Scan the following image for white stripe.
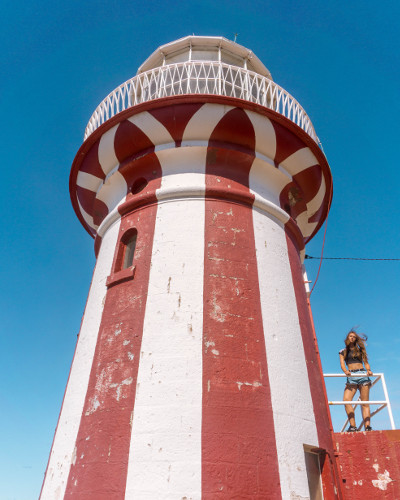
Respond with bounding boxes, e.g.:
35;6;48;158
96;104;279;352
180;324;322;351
97;206;122;239
251;206;319;500
98;124;119;176
155;146;207;194
181;102;233;142
250;157;290;208
279;147;318;176
155;142;177;152
125;173;204;498
96;171;128;213
76;171;102;192
40;220;121;500
295;211;318;239
244;109;276;160
128;112;174;145
180;140;209;148
307;175;326;219
77;199;98;231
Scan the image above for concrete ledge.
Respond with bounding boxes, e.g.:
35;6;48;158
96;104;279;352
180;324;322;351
106;266;136;288
334;429;400;499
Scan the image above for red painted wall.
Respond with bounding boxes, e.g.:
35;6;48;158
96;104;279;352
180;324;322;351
64;161;162;498
335;430;400;499
201;109;281;499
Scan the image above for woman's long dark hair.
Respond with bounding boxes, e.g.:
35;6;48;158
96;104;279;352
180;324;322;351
344;329;368;362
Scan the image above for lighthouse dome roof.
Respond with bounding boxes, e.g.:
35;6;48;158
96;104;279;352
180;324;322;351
137;35;272;80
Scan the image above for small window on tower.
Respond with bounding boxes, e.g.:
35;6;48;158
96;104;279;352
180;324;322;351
106;228;137;288
123;232;137;269
119;229;137;270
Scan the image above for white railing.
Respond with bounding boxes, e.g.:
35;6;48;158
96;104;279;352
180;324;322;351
324;373;395;431
84;61;319;143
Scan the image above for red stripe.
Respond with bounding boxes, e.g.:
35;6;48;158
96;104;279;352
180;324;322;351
334;430;400;499
279;165;324;234
284;218;305;254
64;160;162;499
271;120;305;168
149;103;203;146
118;153;161;209
279;165;323;222
308;192;328;225
208;107;257;154
39;295;90;499
202;110;282;499
285;231;343;500
92;198;110;227
94;235;102;258
279;181;308;221
76;185;96;216
80;138;106;180
76;185;109;229
114;119;155;165
292;165;322;205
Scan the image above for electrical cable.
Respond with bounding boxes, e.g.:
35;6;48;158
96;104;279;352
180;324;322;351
309;179;332;295
306;255;400;261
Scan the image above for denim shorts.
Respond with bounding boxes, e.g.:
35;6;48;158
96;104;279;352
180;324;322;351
346;369;371;388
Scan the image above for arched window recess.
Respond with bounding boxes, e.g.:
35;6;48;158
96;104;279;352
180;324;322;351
122;230;137;269
106;228;137;288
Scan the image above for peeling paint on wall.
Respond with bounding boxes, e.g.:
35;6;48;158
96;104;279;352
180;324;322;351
372;470;393;491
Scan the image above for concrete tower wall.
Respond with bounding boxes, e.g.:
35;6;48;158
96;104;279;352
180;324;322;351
41;96;338;499
40;220;122;499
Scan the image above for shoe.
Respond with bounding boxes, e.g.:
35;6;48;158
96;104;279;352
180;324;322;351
347;426;357;432
365;426;373;431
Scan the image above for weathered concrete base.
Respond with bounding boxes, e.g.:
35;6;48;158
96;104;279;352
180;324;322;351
334;430;400;499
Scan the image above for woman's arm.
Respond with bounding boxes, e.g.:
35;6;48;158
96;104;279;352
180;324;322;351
364;360;372;376
340;353;351;376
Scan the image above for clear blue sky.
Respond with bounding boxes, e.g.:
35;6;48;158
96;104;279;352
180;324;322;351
1;1;399;498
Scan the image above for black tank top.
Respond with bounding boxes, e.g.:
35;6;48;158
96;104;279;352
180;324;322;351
339;348;362;366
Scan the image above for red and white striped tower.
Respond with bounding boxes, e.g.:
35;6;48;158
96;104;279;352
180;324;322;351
41;36;341;499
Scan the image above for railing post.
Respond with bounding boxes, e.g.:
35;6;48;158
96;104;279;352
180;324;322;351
218;62;221;96
83;62;318;145
324;373;395;431
381;373;396;430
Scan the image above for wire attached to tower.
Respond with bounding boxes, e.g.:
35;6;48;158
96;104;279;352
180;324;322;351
306;182;399;294
309;179;333;295
306;255;400;261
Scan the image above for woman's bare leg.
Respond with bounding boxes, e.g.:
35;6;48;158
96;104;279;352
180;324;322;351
343;386;357;427
360;384;371;428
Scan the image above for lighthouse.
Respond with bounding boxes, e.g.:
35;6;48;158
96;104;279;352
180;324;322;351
41;36;341;499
